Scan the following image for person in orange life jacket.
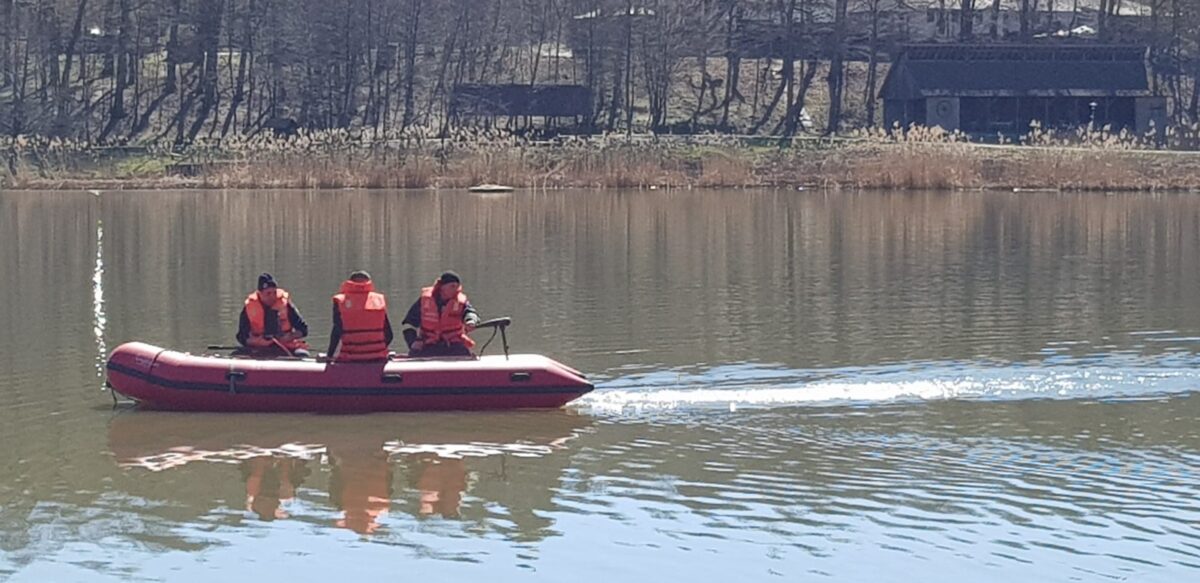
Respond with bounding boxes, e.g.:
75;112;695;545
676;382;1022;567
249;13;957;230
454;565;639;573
242;456;310;521
410;454;468;518
402;271;480;357
328;447;393;534
235;273;311;357
327;270;394;362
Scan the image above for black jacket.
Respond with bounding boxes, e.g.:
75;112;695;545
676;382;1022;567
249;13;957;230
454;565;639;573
236;302;309;346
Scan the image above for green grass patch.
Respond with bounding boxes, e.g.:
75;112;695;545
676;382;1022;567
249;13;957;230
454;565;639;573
112;155;171;178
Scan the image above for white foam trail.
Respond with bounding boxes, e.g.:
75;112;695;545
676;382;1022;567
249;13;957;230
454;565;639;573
579;364;1200;413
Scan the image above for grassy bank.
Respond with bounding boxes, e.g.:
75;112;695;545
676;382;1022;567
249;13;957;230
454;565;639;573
5;130;1200;192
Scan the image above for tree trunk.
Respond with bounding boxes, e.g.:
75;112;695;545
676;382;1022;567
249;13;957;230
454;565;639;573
753;0;795;135
222;0;255;138
624;0;634;134
718;2;743;128
5;8;29;139
53;0;89;137
401;0;421;129
165;0;181;95
338;5;359;129
1;0;13;92
430;1;466;130
778;60;817;135
1190;68;1199;122
1020;0;1032;41
864;1;880;127
443;0;474;134
691;0;714;125
1098;0;1108;41
583;1;602;129
99;0;132;142
991;0;1001;39
183;0;224;144
959;0;975;40
824;0;848;135
529;0;548;85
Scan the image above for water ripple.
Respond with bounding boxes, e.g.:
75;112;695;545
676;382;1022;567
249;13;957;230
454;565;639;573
92;219;107;385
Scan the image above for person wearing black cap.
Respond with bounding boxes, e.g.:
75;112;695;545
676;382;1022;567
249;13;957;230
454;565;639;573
327;270;394;362
402;271;480;358
235;273;311;357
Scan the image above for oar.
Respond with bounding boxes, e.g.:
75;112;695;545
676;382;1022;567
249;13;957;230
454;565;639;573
206;337;292;356
269;336;295;357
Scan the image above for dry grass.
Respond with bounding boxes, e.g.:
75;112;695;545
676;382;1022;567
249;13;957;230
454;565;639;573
806;143;1200;191
185;130;760;190
6;125;1200;192
775;124;1200;191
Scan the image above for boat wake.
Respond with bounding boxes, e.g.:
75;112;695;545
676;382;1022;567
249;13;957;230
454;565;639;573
580;358;1200;412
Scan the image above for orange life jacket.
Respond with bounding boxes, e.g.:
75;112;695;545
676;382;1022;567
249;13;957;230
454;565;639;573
245;289;308;350
335;455;392;534
332;280;389;362
418;283;476;348
417;457;467;517
244;457;299;520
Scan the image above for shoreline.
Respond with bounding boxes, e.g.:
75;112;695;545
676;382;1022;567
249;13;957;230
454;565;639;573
6;139;1200;192
6;181;1196;194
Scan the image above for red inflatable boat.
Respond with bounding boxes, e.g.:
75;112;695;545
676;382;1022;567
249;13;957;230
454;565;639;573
105;340;594;413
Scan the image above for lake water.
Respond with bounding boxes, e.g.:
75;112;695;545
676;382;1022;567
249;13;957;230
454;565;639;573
1;189;1198;582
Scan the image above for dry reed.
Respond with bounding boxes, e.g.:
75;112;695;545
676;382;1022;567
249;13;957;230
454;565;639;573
5;125;1200;191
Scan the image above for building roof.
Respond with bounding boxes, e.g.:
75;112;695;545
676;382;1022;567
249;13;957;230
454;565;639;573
880;44;1154;99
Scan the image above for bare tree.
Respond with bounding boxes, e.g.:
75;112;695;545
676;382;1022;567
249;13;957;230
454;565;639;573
717;0;745;128
642;0;690;129
52;0;89;137
862;0;884;127
623;0;635;133
401;0;422;128
959;0;975;40
0;0;1194;145
1020;0;1032;41
750;0;797;134
824;0;848;135
221;0;255;138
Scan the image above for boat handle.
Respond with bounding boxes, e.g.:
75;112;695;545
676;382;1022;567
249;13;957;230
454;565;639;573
381;373;403;383
510;372;532;382
226;370;245;393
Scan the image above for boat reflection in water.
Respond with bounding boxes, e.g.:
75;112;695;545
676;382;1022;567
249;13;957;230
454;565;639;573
107;410;591;535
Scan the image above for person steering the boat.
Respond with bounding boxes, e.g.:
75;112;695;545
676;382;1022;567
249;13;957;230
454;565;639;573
402;271;480;358
327;270;394;362
235;273;311;358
